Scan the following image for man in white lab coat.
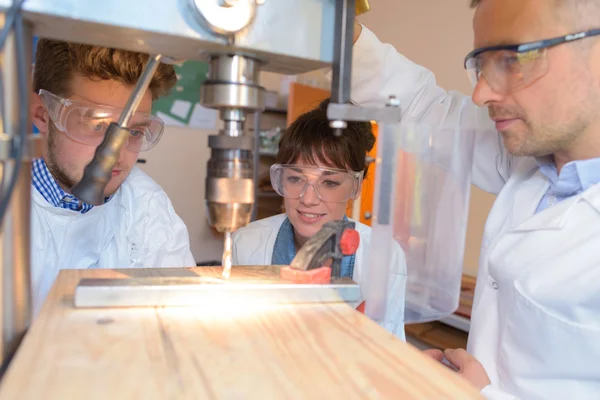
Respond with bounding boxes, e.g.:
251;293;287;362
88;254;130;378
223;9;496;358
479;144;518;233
348;0;600;399
29;39;195;315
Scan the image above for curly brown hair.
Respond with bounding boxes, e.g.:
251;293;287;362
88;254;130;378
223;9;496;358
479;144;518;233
276;98;376;177
33;39;177;100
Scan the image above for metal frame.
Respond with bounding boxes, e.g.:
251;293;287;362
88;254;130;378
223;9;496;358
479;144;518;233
0;0;338;75
0;13;34;370
0;0;404;374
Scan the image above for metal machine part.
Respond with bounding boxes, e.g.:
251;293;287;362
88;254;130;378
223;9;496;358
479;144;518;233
222;231;233;278
72;54;164;205
326;0;371;136
200;51;266;270
73;276;361;308
0;5;33;371
327;98;403;122
329;0;356;136
202;56;262;230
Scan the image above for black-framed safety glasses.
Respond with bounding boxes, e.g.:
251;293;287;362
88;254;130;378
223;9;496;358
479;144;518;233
464;28;600;94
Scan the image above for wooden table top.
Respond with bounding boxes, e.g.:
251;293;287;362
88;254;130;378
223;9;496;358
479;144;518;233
0;266;481;399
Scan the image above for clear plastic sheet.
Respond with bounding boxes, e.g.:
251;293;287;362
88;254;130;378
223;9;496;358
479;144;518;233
363;122;479;324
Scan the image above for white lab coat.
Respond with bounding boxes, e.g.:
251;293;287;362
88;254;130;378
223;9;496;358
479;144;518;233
31;166;195;316
232;213;408;340
351;25;600;400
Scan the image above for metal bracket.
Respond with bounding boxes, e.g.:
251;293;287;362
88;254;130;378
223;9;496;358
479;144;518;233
0;134;44;162
326;102;403;124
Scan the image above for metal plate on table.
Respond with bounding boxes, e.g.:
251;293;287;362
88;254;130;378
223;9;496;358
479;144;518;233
74;276;361;308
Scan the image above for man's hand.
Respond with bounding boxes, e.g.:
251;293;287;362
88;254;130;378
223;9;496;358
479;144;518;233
424;348;491;391
353;20;362;43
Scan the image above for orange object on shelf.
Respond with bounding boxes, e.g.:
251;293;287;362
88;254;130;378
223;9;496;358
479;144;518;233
286;82;330;127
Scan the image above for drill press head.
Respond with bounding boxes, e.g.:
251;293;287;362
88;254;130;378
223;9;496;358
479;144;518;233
201;53;265;234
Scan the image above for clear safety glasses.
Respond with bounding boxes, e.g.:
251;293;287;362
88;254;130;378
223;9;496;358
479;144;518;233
270;164;363;203
464;28;600;95
38;89;164;152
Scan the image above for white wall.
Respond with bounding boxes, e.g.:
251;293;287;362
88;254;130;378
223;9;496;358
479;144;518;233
138;126;218;263
358;0;496;276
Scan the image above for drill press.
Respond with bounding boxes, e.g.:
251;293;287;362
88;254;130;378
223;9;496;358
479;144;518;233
68;0;371;279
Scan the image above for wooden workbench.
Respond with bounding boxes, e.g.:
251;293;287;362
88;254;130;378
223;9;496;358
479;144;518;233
0;267;482;399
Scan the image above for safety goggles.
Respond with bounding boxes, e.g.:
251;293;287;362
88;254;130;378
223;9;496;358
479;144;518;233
38;89;164;152
464;28;600;95
270;164;363;203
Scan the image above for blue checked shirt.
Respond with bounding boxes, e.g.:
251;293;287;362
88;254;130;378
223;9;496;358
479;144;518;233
32;158;108;213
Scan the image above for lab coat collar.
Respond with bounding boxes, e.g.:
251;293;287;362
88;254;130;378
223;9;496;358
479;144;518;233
32;158;114;213
511;192;580;232
510;169;550;231
511;176;600;233
581;183;600;214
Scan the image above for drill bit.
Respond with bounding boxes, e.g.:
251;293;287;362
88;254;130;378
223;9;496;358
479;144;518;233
222;231;233;279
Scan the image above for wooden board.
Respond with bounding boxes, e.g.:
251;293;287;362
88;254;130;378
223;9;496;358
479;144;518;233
0;267;482;399
405;322;468;351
